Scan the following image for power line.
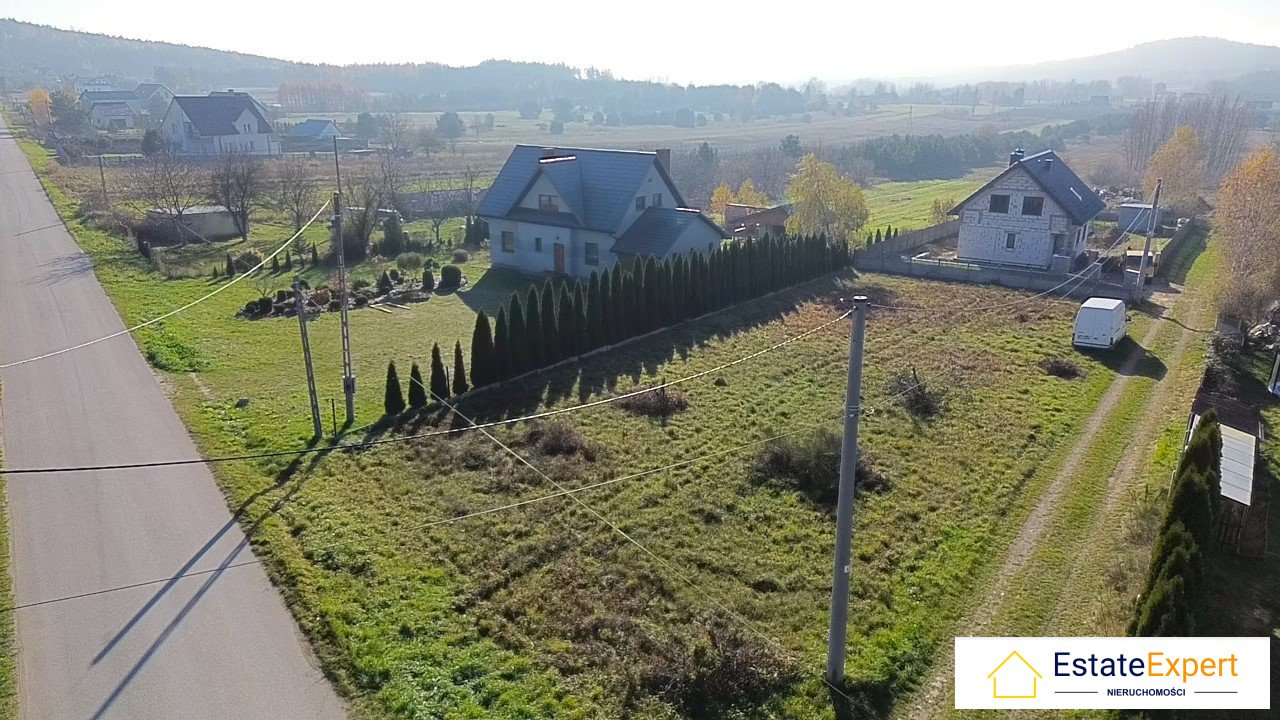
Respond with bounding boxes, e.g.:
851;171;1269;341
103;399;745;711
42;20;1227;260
0;306;853;475
0;418;830;614
0;199;332;369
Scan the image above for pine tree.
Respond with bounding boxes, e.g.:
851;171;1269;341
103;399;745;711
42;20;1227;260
525;285;544;368
422;269;435;292
494;307;511;381
587;272;605;348
407;362;427;408
284;250;293;270
225;252;235;277
311;244;320;266
874;228;882;243
672;256;688;320
377;270;393;295
469;311;497;388
540;280;561;365
383;361;405;416
508;293;529;375
430;343;450;400
211;265;218;280
271;255;280;273
557;286;577;358
452;341;469;395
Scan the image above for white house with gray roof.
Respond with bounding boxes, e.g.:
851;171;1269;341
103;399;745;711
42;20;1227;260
951;149;1105;272
160;92;276;156
478;145;728;279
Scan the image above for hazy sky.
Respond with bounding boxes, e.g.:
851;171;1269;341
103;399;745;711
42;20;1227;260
4;0;1279;84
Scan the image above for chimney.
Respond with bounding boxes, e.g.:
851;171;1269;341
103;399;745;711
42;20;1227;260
1008;148;1025;167
655;148;671;173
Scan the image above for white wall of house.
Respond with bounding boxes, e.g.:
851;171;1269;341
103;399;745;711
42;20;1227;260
669;218;727;256
487;218;617;279
955;168;1081;269
516;174;572;216
89;107;137;130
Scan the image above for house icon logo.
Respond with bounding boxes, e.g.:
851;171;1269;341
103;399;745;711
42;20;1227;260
987;650;1042;699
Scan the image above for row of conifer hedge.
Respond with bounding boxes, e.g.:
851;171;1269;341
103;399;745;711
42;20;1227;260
378;234;850;416
1129;411;1223;637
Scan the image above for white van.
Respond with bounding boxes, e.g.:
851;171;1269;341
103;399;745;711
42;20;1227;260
1073;297;1127;349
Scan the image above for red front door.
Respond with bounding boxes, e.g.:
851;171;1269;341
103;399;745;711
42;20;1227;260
554;243;566;274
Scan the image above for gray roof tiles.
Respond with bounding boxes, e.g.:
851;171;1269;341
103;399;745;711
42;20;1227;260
478;145;687;233
612;207;727;256
955;150;1105;225
172;93;271;137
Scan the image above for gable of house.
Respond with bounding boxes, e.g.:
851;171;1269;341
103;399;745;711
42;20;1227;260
478;145;686;234
290;119;340;138
170;94;272;138
953;150;1103;225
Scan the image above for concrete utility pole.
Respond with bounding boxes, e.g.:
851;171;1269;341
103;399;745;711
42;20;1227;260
1136;178;1162;294
97;155;108;204
293;280;323;439
333;138;355;425
826;295;869;686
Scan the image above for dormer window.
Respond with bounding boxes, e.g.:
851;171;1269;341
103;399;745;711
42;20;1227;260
538;195;559;213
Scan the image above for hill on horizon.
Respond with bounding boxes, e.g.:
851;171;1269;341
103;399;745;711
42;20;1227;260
943;36;1280;87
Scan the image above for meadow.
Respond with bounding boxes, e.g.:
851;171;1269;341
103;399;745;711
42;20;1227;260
16;133;1164;718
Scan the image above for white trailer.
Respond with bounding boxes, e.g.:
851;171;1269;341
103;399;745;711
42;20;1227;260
1073;297;1127;349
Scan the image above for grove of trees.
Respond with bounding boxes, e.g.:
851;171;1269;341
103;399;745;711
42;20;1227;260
1216;147;1280;323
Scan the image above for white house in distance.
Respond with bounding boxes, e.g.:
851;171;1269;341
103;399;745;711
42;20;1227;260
951;149;1105;272
478;145;728;278
288;119;341;142
160;92;276;156
89;101;139;131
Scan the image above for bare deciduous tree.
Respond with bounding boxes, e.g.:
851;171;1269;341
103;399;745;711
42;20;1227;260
1125;95;1251;183
210;150;265;241
275;154;320;233
339;160;385;260
126;149;205;243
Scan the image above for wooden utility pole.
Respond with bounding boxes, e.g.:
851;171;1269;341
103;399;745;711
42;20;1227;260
333;138;355;425
293;280;323;439
826;295;868;686
1136;178;1162;294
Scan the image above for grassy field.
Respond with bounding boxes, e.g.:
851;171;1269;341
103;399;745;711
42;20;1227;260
293;104;1095;176
17;131;1168;719
863;171;994;233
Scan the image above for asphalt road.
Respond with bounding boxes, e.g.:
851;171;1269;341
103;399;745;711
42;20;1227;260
0;119;346;718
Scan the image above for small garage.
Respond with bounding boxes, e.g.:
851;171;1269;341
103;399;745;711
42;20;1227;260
144;205;240;243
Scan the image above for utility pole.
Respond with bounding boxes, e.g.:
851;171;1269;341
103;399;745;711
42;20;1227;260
1136;178;1162;294
293;280;323;439
333;137;355;425
826;295;868;687
97;155;108;204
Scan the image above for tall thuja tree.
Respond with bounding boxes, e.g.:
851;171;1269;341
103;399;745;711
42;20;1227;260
641;257;659;333
557;287;577;358
686;253;702;317
383;361;405;416
407;362;427;408
452;341;468;395
625;263;643;337
672;255;688;321
540;280;561;365
493;306;511;381
609;265;626;341
572;285;590;354
430;343;450;400
507;292;529;375
469;311;497;388
586;271;605;349
524;285;544;369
